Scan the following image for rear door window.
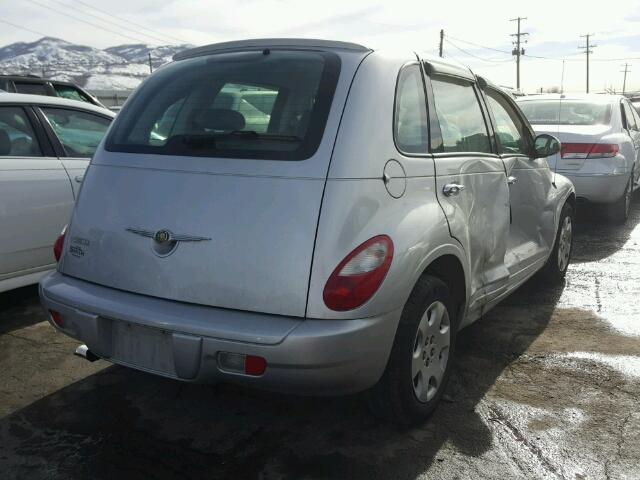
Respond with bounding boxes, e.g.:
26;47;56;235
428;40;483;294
15;82;48;96
394;64;428;154
0;106;43;157
430;77;492;154
107;50;341;160
41;107;112;157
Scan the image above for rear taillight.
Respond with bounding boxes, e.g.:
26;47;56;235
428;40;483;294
561;143;619;159
323;235;394;311
53;225;67;262
49;310;64;328
587;143;619;158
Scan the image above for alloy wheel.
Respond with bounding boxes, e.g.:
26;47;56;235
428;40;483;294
411;301;451;403
557;215;572;272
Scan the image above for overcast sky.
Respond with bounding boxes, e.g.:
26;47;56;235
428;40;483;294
2;0;640;93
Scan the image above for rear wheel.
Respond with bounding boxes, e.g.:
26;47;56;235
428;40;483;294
366;275;458;425
540;202;574;282
609;173;633;224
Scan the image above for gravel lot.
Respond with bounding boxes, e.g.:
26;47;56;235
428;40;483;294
1;196;639;480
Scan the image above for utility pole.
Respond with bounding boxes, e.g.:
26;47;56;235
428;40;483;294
578;34;596;93
510;17;528;91
148;52;153;74
439;29;444;58
621;63;631;94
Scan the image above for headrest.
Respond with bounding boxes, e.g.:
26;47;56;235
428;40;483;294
195;109;245;132
0;130;11;156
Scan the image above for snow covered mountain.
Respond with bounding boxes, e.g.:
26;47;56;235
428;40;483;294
0;37;192;90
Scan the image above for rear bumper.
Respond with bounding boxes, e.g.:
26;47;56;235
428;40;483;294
39;272;400;395
559;168;630;204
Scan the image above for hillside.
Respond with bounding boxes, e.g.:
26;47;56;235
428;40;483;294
0;37;192;90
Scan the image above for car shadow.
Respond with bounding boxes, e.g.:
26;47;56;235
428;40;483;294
571;191;640;264
0;278;566;480
0;285;44;335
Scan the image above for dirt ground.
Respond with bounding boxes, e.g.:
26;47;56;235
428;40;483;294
1;197;639;480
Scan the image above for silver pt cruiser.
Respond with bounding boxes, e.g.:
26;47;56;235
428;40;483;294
40;39;575;424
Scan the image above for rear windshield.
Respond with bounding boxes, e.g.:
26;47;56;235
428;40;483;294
519;100;612;126
106;50;340;160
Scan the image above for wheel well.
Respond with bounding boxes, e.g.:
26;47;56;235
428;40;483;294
423;255;466;317
566;192;576;209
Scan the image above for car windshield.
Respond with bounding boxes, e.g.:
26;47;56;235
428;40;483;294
106;49;340;160
519;100;612;126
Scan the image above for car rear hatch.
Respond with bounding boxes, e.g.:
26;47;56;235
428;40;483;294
533;124;614;171
519;98;614;171
60;44;369;318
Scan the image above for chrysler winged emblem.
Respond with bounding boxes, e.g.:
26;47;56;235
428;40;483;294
126;227;211;243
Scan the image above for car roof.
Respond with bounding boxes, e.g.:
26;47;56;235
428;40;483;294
0;92;115;117
174;38;483;83
0;75;78;87
518;93;624;103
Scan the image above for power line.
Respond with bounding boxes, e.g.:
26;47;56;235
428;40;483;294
444;38;513;63
0;18;51;38
24;0;160;44
49;0;173;45
445;34;512;55
74;0;189;44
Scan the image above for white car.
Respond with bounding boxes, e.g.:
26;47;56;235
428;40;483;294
0;93;114;293
518;94;640;222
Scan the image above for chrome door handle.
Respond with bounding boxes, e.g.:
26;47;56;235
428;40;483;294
75;175;83;183
507;176;518;185
442;183;465;197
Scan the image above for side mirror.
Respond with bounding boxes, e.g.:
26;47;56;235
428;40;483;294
533;133;560;158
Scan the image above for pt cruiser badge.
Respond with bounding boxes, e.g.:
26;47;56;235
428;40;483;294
126;227;211;257
126;227;211;243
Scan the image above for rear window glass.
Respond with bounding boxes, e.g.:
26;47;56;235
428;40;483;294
519;100;612;126
15;82;48;95
106;50;341;160
53;84;92;104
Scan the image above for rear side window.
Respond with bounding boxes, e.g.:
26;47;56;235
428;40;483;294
107;50;341;160
53;84;92;104
41;108;111;157
0;106;42;157
15;82;48;96
430;77;491;154
394;65;428;154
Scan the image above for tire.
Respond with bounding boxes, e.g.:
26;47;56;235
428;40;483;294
608;173;633;224
539;202;574;282
366;275;458;425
